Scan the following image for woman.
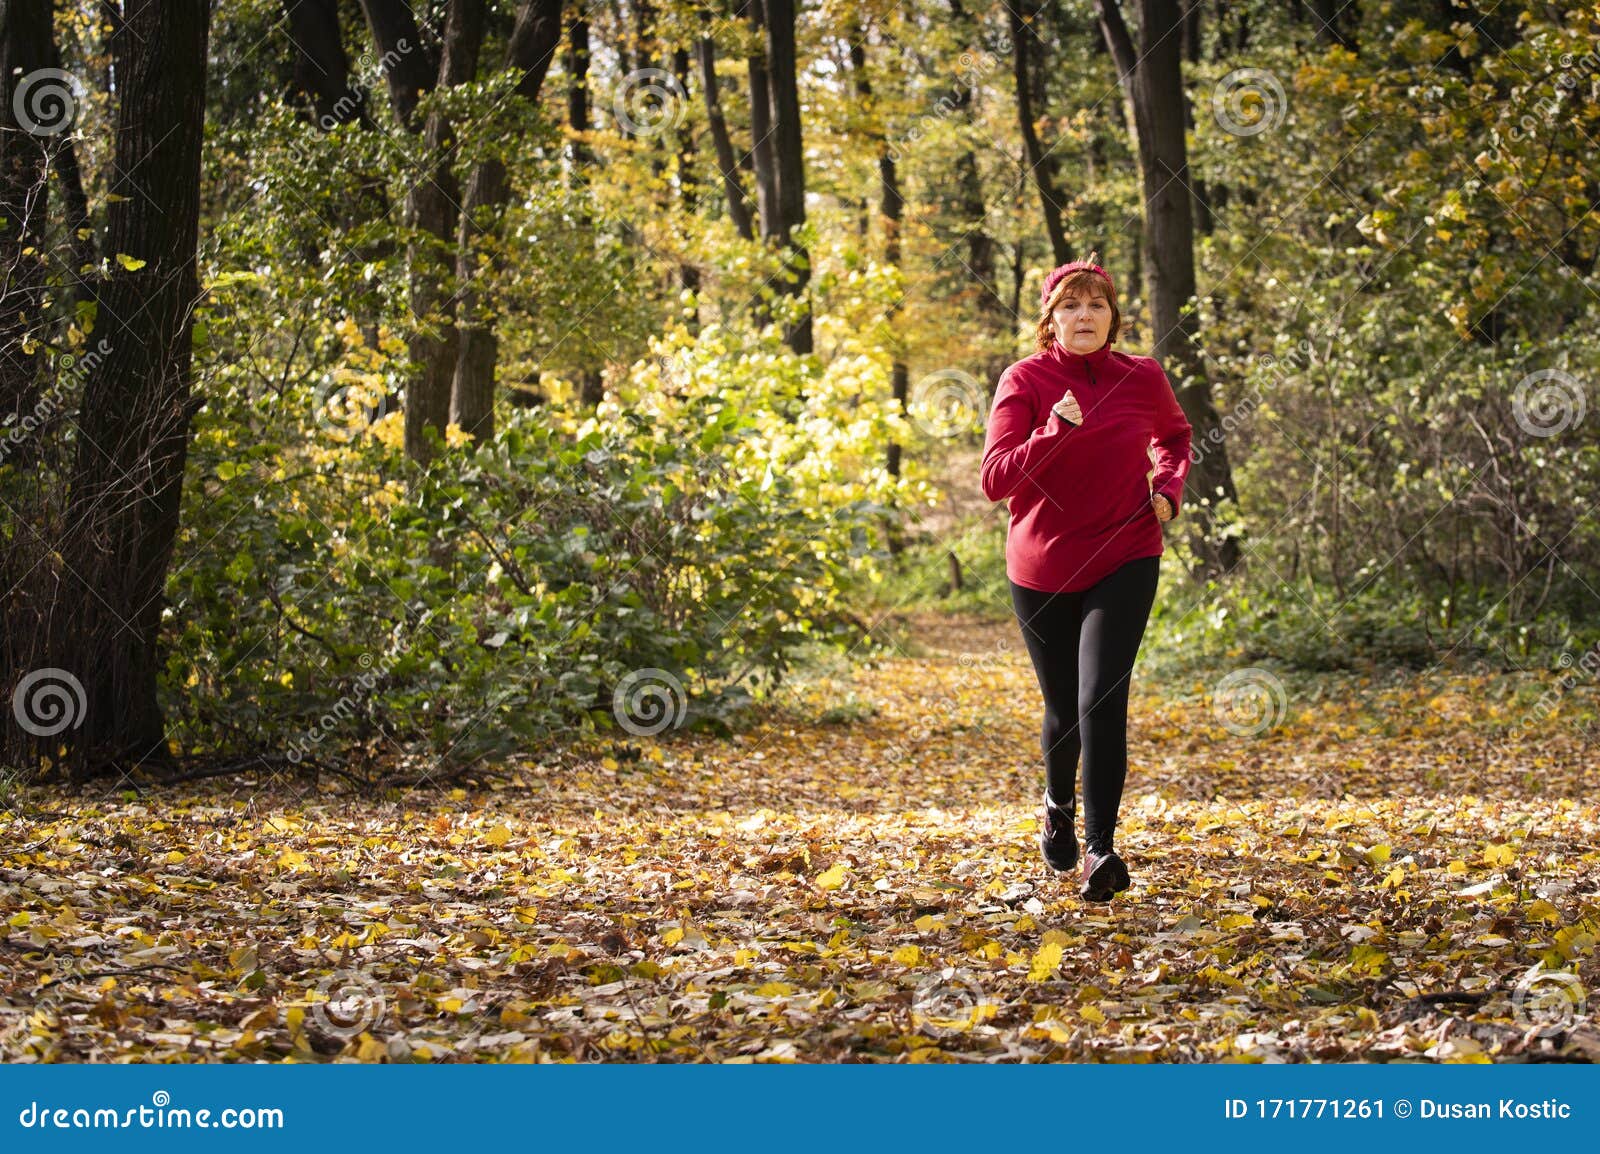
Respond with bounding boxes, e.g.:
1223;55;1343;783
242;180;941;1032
979;253;1192;901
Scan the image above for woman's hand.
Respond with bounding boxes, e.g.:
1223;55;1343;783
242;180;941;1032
1052;389;1082;426
1152;492;1174;522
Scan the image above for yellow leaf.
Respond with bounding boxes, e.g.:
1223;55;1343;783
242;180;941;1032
1483;843;1515;867
1027;942;1064;982
1219;914;1255;931
913;914;944;932
1037;1018;1075;1043
1526;899;1561;925
484;824;512;847
276;849;307;869
661;926;685;946
1446;860;1467;874
1363;844;1392;867
1079;1004;1106;1025
815;863;848;891
115;253;147;271
892;944;922;965
1380;867;1406;890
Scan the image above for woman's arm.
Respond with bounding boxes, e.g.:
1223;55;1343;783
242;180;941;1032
1149;362;1193;518
980;370;1074;502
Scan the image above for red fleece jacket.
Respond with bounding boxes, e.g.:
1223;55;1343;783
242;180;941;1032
980;339;1193;593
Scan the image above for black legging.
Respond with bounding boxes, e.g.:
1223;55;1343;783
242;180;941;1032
1009;554;1160;855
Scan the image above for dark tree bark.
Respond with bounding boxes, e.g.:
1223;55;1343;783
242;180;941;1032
1301;0;1353;50
846;19;908;483
0;0;54;448
394;0;485;464
566;13;605;407
744;0;780;246
283;0;374;128
696;7;754;241
762;0;811;353
1008;1;1070;264
357;0;439;131
48;0;212;778
945;0;1009;358
450;0;565;444
672;44;703;319
1098;0;1240;579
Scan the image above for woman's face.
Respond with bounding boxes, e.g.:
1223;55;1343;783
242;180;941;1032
1049;287;1112;354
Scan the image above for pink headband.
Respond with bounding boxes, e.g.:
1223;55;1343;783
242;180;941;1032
1041;254;1115;309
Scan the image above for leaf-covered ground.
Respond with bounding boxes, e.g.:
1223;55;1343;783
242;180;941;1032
3;613;1597;1063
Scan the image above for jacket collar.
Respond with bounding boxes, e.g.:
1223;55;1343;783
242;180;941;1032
1048;337;1114;369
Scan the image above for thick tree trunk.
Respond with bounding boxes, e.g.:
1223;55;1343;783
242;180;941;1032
283;0;373;127
566;14;605;408
357;0;439;131
48;0;212;778
1098;0;1241;579
400;0;485;464
697;9;755;241
673;45;703;320
946;0;1010;378
762;0;811;354
847;22;908;483
451;0;565;444
0;0;53;450
1008;1;1070;264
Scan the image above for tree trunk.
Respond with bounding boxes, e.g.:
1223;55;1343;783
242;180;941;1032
744;0;781;245
946;0;1011;379
283;0;374;127
358;0;439;131
1098;0;1241;579
400;0;485;464
673;44;703;323
762;0;811;354
450;0;565;444
697;8;755;241
1008;1;1070;264
566;13;606;408
47;0;212;779
0;0;53;450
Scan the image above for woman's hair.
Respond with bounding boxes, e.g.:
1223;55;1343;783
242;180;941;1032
1035;268;1121;353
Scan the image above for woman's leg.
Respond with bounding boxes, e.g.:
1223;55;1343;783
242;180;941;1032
1009;580;1085;805
1076;555;1160;854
